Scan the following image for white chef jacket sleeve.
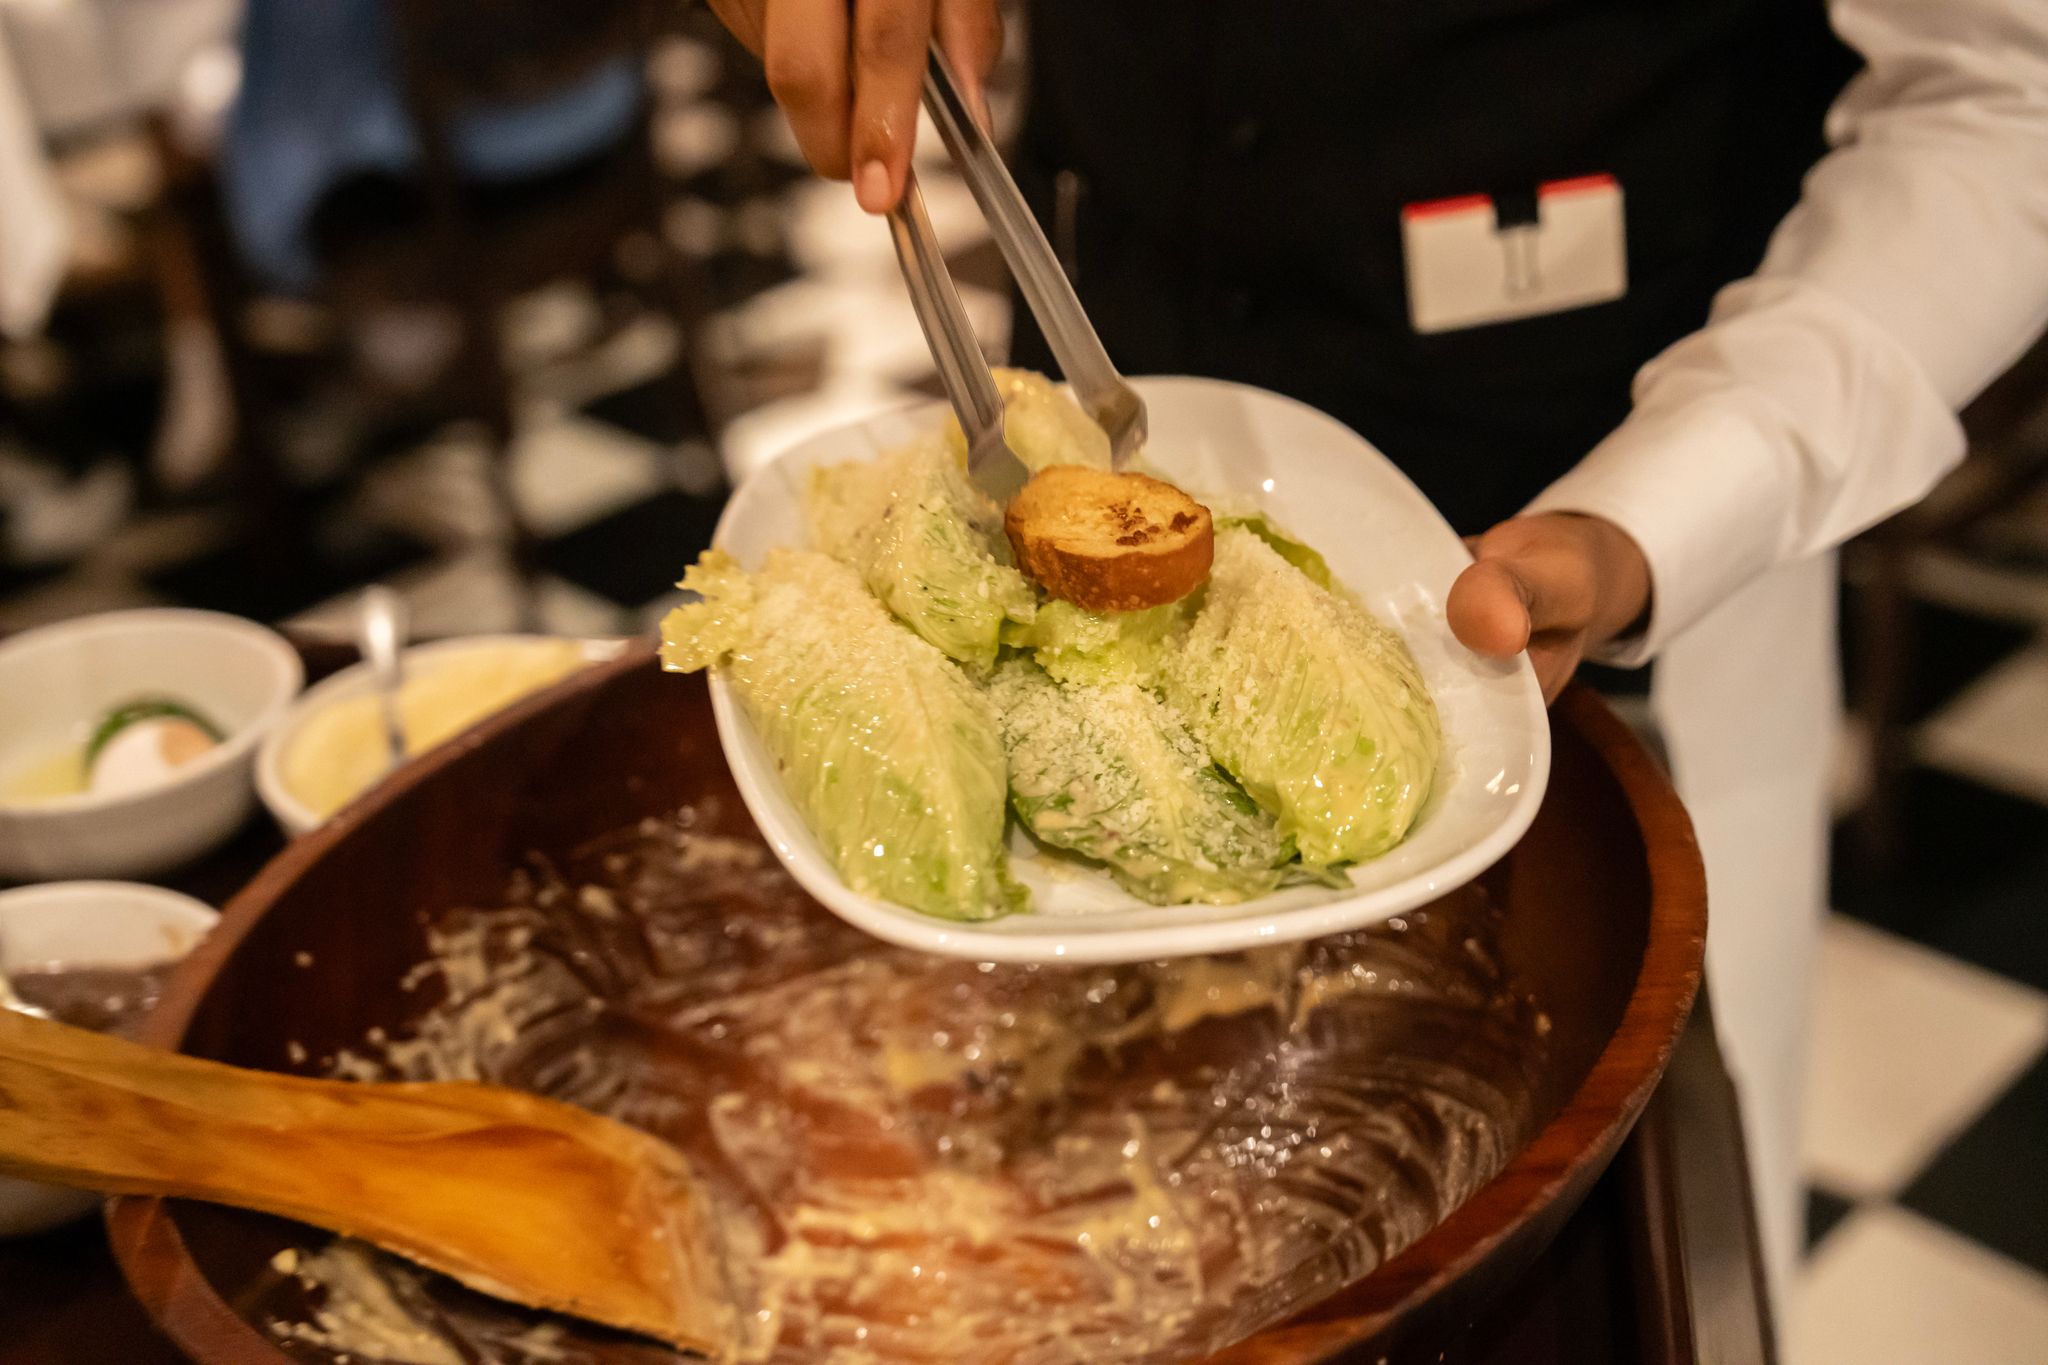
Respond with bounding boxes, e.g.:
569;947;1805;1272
1524;0;2048;666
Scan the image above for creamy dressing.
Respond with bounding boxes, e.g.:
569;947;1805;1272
0;714;218;804
275;1242;469;1365
0;745;88;803
267;801;1545;1363
282;640;590;821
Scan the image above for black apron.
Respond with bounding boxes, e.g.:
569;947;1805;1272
1008;0;1859;537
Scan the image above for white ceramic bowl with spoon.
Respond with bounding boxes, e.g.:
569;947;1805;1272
255;634;627;837
0;880;218;1237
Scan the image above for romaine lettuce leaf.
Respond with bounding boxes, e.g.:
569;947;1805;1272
989;658;1290;905
1213;508;1333;588
661;549;1022;920
944;368;1112;471
807;438;1036;671
998;598;1189;686
1163;528;1440;868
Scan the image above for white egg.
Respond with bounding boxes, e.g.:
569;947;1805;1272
88;718;217;798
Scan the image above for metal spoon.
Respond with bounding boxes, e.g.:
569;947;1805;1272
355;586;410;772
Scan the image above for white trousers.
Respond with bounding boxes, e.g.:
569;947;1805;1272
1652;551;1840;1315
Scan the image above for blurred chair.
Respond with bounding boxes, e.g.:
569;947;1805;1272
156;0;722;610
1849;331;2048;868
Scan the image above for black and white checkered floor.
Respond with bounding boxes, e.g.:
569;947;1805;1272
1795;553;2048;1364
3;25;2045;1365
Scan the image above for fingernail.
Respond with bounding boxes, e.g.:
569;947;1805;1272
855;159;892;213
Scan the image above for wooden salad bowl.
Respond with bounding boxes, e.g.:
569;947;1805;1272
106;643;1706;1363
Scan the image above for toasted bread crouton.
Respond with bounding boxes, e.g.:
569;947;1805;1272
1005;467;1215;612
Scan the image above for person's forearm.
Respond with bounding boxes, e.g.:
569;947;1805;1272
1525;0;2048;663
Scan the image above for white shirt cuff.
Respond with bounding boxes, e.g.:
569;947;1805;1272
1524;393;1792;668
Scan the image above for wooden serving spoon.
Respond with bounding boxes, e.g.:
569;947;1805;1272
0;1009;732;1353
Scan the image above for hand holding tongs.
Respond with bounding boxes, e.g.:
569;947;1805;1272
885;43;1146;501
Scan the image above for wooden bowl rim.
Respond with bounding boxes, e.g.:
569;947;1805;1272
1210;682;1706;1358
106;646;1706;1364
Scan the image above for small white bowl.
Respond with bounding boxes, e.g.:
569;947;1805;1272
256;634;626;837
0;611;304;881
710;376;1551;964
0;881;218;1238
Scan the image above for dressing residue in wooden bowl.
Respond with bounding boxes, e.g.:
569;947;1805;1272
257;798;1549;1364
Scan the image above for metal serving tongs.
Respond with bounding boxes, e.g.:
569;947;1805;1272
920;44;1145;468
885;43;1146;503
886;177;1033;502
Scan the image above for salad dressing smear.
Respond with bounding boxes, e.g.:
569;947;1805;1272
264;801;1547;1363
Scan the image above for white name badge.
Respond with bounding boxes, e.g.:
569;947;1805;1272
1401;175;1628;335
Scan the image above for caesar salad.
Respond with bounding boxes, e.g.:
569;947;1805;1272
660;370;1442;922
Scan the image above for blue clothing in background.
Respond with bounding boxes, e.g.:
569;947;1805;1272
221;0;642;292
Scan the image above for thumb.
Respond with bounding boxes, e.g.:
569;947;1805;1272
1447;516;1610;657
1446;558;1535;657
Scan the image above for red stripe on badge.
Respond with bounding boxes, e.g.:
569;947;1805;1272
1539;173;1619;198
1402;193;1493;222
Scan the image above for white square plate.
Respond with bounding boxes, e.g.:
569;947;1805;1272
706;376;1550;962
